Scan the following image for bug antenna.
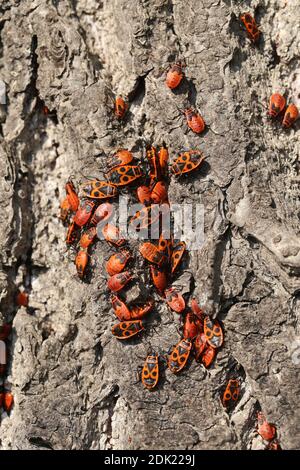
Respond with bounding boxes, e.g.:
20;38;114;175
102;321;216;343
104;84;114;96
173;102;184;114
256;99;269;113
78;170;93;181
151;324;160;336
174;323;183;338
178;57;187;68
143;340;152;356
160;353;168;366
208;126;225;137
68;173;77;183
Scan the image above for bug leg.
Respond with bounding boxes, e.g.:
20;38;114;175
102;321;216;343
133;366;142;385
159;354;168;367
135;352;146;361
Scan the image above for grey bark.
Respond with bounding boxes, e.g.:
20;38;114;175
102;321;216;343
0;0;300;450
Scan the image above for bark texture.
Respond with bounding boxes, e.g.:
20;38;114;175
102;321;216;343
0;0;300;450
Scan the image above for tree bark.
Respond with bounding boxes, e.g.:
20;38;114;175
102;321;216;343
0;0;300;450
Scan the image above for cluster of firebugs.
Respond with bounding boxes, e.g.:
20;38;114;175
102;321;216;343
0;293;27;417
58;12;290;448
240;12;298;128
0;324;14;416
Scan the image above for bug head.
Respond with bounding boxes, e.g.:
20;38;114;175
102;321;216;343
170;57;186;70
